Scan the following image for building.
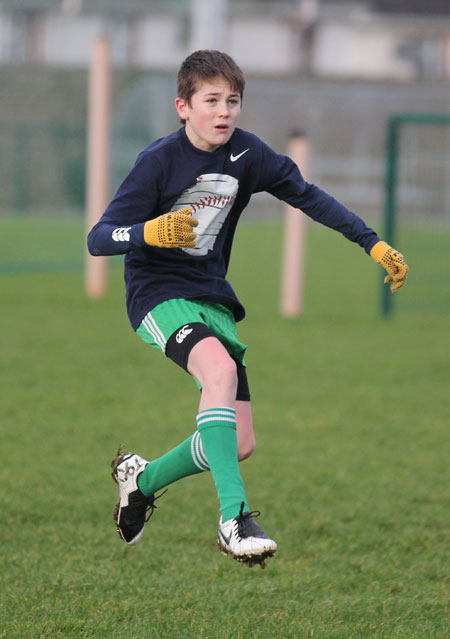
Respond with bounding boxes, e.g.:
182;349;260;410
1;0;450;80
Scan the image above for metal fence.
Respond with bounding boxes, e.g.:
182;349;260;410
1;69;450;222
381;113;450;315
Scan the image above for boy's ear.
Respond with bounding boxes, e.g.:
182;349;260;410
175;97;188;121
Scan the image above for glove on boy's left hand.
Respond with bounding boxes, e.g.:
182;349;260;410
370;241;408;292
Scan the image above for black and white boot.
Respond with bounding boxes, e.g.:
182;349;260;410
111;450;163;545
217;502;277;568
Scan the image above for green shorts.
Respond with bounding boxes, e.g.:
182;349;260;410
136;299;247;365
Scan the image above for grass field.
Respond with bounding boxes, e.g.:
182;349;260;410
1;219;449;638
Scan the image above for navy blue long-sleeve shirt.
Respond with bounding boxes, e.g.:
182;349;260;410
87;127;380;329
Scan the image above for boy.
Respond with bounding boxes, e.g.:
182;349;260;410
87;50;408;569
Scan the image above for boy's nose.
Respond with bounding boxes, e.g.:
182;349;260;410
218;102;230;117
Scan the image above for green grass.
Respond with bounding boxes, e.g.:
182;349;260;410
1;220;449;638
0;216;86;273
390;227;450;314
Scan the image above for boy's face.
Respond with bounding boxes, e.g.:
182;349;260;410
175;77;241;152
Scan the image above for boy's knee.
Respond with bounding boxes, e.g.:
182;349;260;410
203;355;237;390
237;430;256;461
238;439;256;461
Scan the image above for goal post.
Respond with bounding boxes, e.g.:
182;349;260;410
382;112;450;316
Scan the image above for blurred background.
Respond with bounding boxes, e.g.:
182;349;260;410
1;0;449;314
3;7;450;637
1;0;449;215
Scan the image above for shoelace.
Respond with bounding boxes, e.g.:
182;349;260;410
144;488;168;523
235;501;261;540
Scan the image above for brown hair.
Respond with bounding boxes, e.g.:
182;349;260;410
177;50;246;106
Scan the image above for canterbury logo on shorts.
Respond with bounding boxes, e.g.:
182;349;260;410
176;325;193;344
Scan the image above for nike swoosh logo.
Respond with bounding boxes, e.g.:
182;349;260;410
218;528;233;545
230;148;250;162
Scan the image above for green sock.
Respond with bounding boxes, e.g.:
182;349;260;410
196;407;249;522
137;431;209;497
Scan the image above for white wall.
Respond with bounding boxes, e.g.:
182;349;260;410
0;13;12;64
0;4;447;81
43;15;103;67
313;21;420;79
129;15;188;69
230;17;298;72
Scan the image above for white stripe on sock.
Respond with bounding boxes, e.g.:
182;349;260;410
196;433;210;470
196;408;236;428
191;431;209;471
197;408;236;418
197;415;236;427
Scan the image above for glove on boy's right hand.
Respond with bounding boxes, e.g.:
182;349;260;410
143;207;198;248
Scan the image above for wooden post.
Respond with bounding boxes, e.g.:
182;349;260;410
280;133;310;317
85;35;110;299
444;33;450;80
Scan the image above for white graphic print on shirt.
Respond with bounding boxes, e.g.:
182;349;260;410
171;173;238;256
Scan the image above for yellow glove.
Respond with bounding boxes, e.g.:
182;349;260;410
370;241;408;292
143;207;198;248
